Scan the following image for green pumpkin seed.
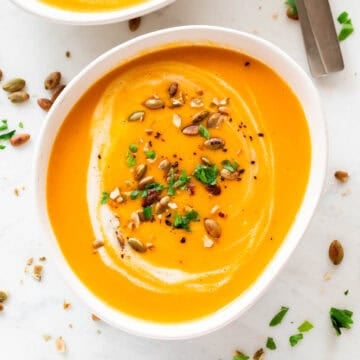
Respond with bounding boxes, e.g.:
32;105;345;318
204;137;225;150
128;238;147;253
192;110;210;124
8;91;29;103
2;78;26;92
143;97;164;110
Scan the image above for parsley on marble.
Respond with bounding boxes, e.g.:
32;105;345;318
289;333;303;347
298;320;313;333
330;307;354;335
269;306;289;327
266;337;276;350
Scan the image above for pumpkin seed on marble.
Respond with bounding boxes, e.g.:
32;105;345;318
8;91;29;103
0;290;8;303
2;78;26;92
329;240;344;265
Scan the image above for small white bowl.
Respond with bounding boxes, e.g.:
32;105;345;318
10;0;175;26
34;26;327;339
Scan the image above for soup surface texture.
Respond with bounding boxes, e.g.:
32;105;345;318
39;0;147;12
47;44;311;323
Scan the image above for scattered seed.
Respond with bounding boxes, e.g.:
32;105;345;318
8;91;29;103
55;336;66;353
128;237;147;253
218;106;230;115
92;314;101;321
142;188;160;207
253;348;265;360
155;195;170;214
207;112;224;128
158;159;171;173
286;6;299;20
169;92;185;107
201;157;213;166
2;78;26;92
0;303;3;312
10;133;30;147
204;137;225;150
33;264;43;281
26;257;34;266
43;335;52;342
128;17;141;32
182;124;199;136
0;69;2;81
0;290;8;303
334;170;349;183
192;110;210;124
211;97;220;106
138;176;154;190
210;205;220;214
204;218;222;238
128;110;145;122
134;164;147;181
65;51;71;58
44;72;61;90
190;97;204;108
219;97;229;106
109;187;121;200
92;239;104;249
329;240;344;265
143;97;164;110
51;84;66;103
168;82;178;97
63;301;71;310
37;98;53;111
220;168;238;180
172;113;182;128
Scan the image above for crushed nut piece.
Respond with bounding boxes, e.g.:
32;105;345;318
32;264;43;281
92;239;104;249
63;301;71;310
0;303;4;312
203;237;215;248
0;290;8;303
14;188;20;196
334;170;349;183
43;335;52;342
26;257;34;266
39;256;47;262
92;314;101;321
324;272;332;281
55;336;66;353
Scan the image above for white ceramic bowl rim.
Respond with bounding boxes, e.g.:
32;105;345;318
34;25;327;340
10;0;175;25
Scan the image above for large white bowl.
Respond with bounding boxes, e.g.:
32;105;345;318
10;0;175;25
34;26;327;340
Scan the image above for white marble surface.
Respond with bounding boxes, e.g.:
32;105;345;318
0;0;359;358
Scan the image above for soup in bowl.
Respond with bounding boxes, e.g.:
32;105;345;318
35;26;326;339
10;0;175;25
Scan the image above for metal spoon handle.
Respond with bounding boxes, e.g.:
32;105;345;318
297;0;344;77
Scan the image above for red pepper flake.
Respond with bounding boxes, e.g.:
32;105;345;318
154;132;161;139
97;154;102;159
218;211;226;218
251;160;256;164
249;135;253;141
244;61;251;67
180;237;186;244
258;133;264;137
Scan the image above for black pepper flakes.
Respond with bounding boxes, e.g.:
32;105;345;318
154;132;161;139
165;220;172;227
251;160;256;164
244;61;251;67
258;133;264;137
180;237;186;244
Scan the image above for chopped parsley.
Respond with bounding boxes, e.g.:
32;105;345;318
344;290;349;296
145;150;156;159
173;170;191;189
167;168;176;195
18;122;24;129
173;210;200;231
330;307;354;335
0;145;5;150
0;120;8;131
289;333;303;347
266;337;276;350
298;320;314;333
126;151;137;167
222;159;239;172
129;143;138;153
130;190;141;199
100;192;110;205
0;130;16;140
193;164;218;185
143;206;152;220
337;11;354;41
199;124;210;140
233;353;249;360
144;182;166;192
285;0;297;16
269;306;289;327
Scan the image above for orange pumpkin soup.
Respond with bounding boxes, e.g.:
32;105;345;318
47;45;311;323
39;0;147;12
